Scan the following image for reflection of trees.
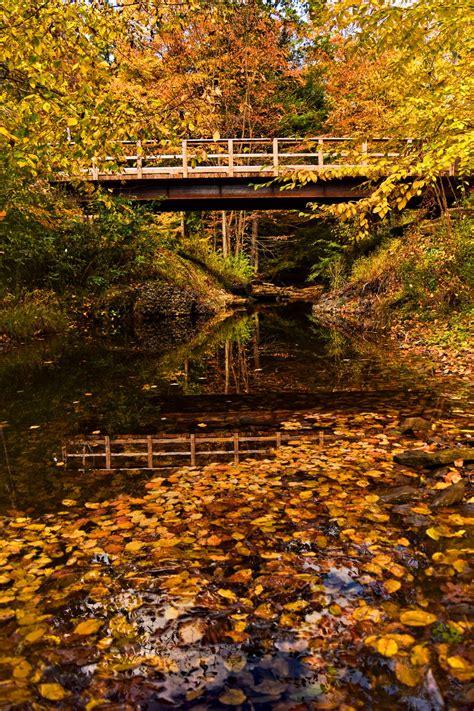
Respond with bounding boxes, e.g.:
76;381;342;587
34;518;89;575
169;311;258;395
221;313;259;393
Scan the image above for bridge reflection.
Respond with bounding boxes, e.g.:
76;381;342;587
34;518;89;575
63;428;323;472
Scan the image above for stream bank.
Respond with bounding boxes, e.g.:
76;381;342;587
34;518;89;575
311;213;473;380
0;249;244;352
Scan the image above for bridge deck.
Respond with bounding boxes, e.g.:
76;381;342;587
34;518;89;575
63;137;458;210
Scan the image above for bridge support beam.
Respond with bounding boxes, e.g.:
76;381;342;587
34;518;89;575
71;176;371;212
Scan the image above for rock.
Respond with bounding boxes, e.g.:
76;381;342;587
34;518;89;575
394;448;474;469
392;506;431;528
400;417;431;435
430;466;450;478
431;480;465;508
424;668;445;711
379;485;420;503
134;282;214;321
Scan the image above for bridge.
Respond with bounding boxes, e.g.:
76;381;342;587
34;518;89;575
69;137;425;211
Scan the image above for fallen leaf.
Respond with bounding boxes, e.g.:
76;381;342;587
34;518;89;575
73;619;103;636
377;637;398;657
395;662;421;687
385;579;402;593
218;689;247;705
39;683;67;701
400;610;437;627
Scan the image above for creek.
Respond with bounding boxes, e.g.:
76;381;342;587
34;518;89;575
0;304;472;709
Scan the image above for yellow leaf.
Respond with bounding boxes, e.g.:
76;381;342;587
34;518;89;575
400;610;437;627
395;662;420;687
377;638;398;657
61;499;77;507
218;689;247;705
13;659;32;679
352;606;381;623
217;588;238;603
73;618;103;636
39;683;67;701
411;645;430;666
447;656;468;669
24;626;47;643
283;600;309;612
125;540;145;552
385;633;416;648
385;580;401;593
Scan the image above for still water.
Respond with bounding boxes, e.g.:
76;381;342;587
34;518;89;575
0;305;472;709
0;304;459;515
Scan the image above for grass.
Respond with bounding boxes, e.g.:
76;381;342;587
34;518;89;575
179;237;255;289
347;213;473;316
0;291;69;341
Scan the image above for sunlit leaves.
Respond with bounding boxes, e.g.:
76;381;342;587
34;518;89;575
73;619;103;636
39;683;68;701
376;638;398;657
310;0;474;235
399;610;437;627
218;688;247;706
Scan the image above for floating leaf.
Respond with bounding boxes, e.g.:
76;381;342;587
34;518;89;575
411;645;430;666
217;588;238;603
447;656;468;669
73;618;103;636
179;620;205;644
377;638;398;657
385;579;401;593
395;662;421;687
218;689;247;705
400;610;437;627
39;683;67;701
283;600;309;611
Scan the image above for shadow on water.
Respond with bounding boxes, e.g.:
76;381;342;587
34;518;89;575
0;304;454;514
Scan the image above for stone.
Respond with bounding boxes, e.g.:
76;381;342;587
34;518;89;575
393;448;474;469
400;417;431;435
431;480;465;508
379;485;419;503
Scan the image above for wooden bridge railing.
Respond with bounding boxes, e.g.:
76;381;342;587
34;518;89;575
85;137;418;181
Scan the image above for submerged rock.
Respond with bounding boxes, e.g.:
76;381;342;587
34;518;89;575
400;416;431;435
379;485;420;503
431;480;466;508
394;448;474;469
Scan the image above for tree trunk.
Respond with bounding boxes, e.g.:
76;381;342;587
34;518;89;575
251;214;259;271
